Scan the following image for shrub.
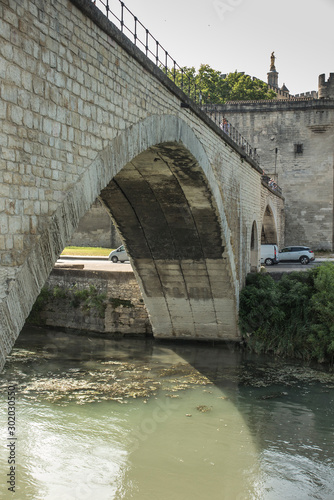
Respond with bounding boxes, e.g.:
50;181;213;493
239;273;282;336
308;264;334;364
239;264;334;366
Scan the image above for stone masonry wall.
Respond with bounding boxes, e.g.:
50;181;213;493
69;198;122;249
32;268;152;335
221;100;334;250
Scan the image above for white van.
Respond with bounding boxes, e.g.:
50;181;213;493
108;245;128;263
260;244;279;266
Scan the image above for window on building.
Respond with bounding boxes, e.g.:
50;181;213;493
294;144;303;154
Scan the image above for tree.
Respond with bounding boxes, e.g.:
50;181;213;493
226;72;277;101
196;64;230;103
166;64;277;104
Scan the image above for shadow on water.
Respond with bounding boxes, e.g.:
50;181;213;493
2;326;263;499
169;339;334;449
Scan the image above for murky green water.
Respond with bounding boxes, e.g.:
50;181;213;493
1;326;334;500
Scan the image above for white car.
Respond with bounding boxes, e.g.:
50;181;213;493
279;246;315;265
261;244;279;266
108;245;128;263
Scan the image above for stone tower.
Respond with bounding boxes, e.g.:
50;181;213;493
319;73;334;99
267;51;279;88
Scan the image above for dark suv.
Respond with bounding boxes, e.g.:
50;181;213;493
279;246;315;265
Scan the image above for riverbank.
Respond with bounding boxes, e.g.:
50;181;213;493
239;263;334;368
29;258;334;367
28;266;152;336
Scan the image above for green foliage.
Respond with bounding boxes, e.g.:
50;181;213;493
239;273;282;335
196;64;230;103
53;286;69;300
224;72;276;101
309;264;334;363
168;64;277;104
109;297;133;309
240;264;334;367
29;284;108;321
61;246;111;256
71;288;90;308
72;285;107;317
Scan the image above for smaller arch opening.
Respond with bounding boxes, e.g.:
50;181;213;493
250;221;258;272
261;205;278;245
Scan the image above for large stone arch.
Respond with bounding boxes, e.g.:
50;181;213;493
261;199;279;245
0;115;240;368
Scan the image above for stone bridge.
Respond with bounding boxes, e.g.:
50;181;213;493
0;0;284;369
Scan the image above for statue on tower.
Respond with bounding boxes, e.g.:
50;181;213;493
268;51;278;88
270;51;276;71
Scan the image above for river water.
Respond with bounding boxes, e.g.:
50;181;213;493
1;326;334;500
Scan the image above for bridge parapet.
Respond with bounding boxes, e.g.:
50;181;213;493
77;0;259;165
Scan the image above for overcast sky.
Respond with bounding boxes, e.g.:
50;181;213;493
99;0;334;95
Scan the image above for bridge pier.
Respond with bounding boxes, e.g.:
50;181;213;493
100;143;239;340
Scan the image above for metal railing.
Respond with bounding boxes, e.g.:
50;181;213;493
261;175;282;195
93;0;204;104
201;107;260;162
91;0;263;166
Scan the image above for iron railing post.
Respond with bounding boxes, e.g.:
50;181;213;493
165;52;168;75
120;1;124;32
145;29;149;57
156;40;159;65
134;17;137;45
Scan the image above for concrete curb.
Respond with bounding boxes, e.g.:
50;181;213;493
59;255;109;260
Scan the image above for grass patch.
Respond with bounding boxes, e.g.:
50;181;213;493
61;246;112;256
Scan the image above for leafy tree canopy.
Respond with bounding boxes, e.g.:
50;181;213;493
168;64;277;104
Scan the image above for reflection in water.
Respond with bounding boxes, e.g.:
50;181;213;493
0;326;334;499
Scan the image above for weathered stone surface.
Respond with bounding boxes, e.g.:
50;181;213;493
214;100;334;250
0;0;284;369
33;268;151;336
69;199;121;249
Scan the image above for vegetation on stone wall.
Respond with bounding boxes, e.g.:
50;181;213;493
27;284;136;326
109;298;133;309
239;264;334;367
70;285;107;317
27;285;108;322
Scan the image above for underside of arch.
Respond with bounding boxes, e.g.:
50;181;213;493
100;142;238;339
